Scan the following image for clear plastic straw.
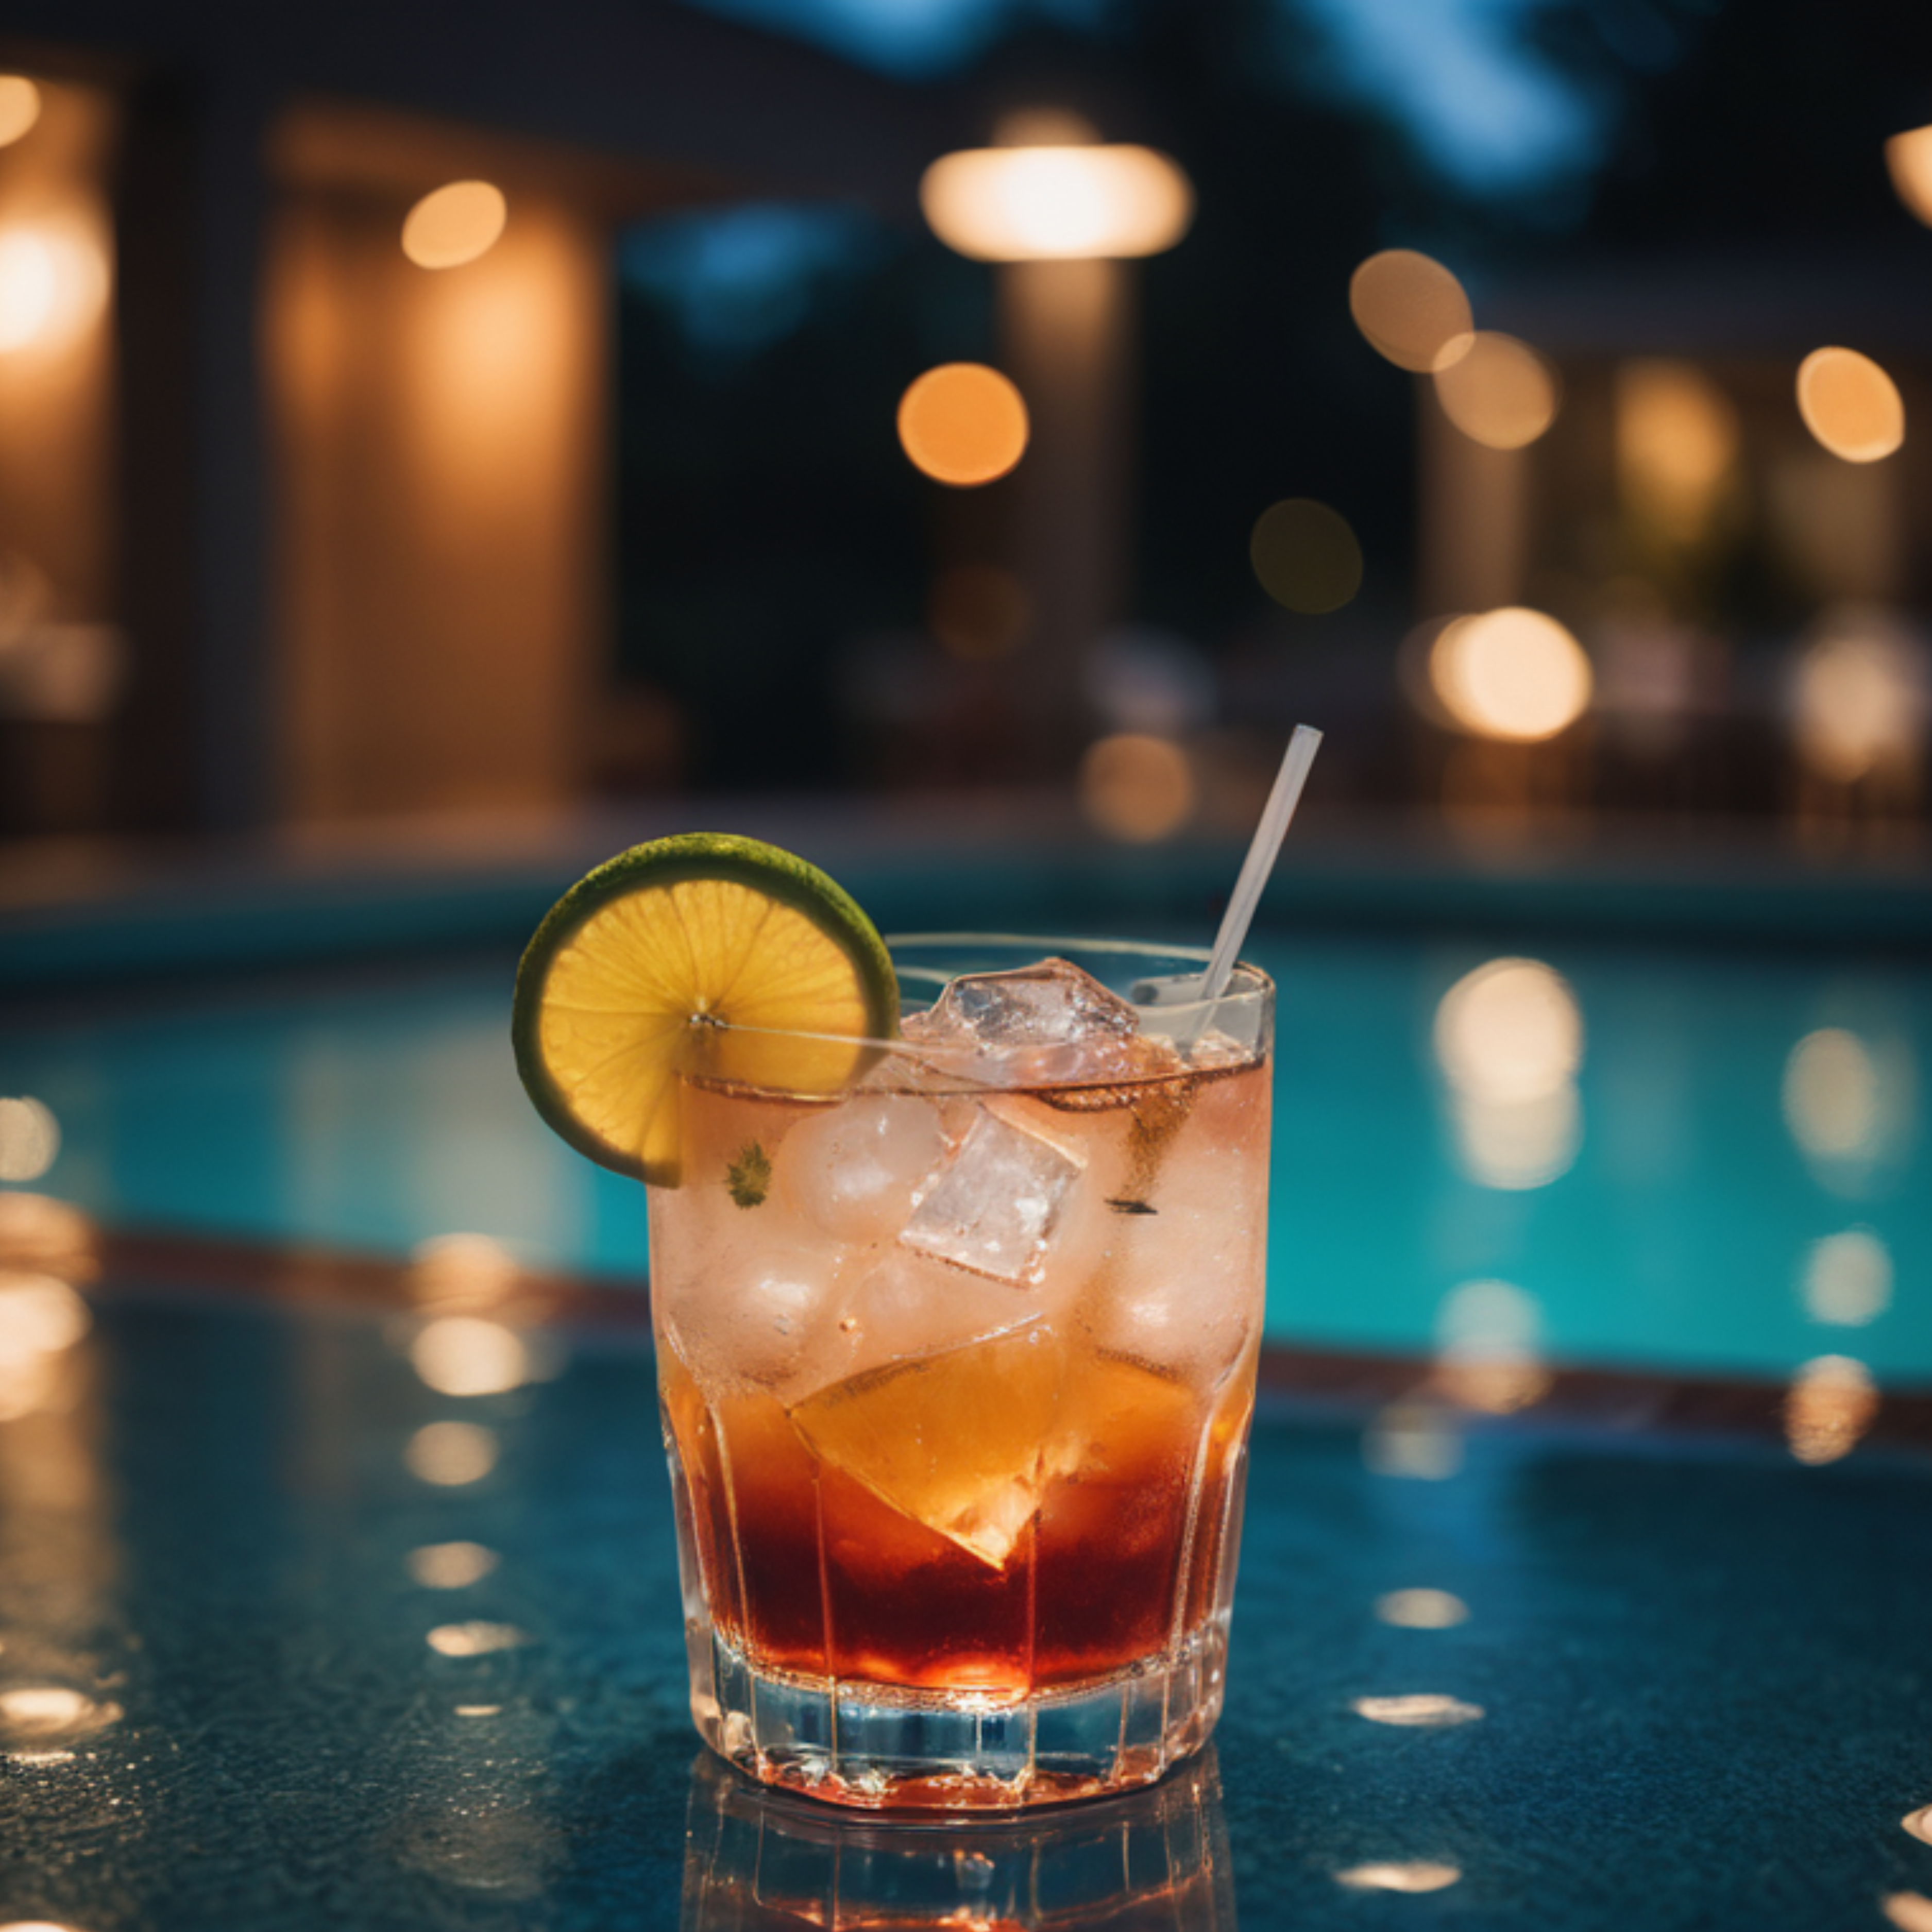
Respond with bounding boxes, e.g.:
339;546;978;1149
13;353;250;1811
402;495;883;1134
1196;723;1323;1005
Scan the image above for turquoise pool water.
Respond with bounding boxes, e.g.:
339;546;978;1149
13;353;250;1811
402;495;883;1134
3;927;1927;1383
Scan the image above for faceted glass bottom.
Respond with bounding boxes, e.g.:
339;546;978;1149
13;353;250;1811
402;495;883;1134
685;1617;1233;1811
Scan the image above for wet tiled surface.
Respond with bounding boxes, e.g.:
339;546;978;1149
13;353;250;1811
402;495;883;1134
5;1277;1931;1931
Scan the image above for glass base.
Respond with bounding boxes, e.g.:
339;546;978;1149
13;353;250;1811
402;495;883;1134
686;1618;1231;1811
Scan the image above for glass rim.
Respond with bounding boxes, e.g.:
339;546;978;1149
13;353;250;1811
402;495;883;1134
698;933;1272;1063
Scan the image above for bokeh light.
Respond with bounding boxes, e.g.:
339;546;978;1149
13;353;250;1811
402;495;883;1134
1351;1694;1483;1727
1348;249;1473;374
405;1420;499;1485
1430;607;1592;741
1884;125;1932;227
1616;359;1738;539
1433;331;1560;449
1434;1277;1551;1412
929;562;1031;659
920;142;1193;261
409;1232;521;1307
0;76;41;149
1249;498;1363;614
0;1193;97;1281
401;181;508;270
1449;1084;1580;1192
408;1541;502;1589
0;1271;91;1422
1436;959;1584;1104
410;1316;532;1397
1335;1864;1462;1894
0;213;111;354
0;1096;58;1181
0;231;56;351
1078;732;1194;841
1435;959;1584;1192
1790;611;1929;783
1795;347;1904;463
0;1684;121;1756
1799;1229;1892;1327
897;364;1029;487
426;1621;530;1657
1362;1399;1463;1481
1884;1894;1932;1932
1784;1354;1877;1465
1374;1588;1469;1630
1781;1026;1915;1190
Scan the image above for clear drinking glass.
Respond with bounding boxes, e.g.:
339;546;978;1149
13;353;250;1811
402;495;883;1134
648;937;1273;1810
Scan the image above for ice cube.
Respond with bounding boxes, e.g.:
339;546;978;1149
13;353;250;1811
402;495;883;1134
902;1105;1082;1284
660;1233;842;1392
914;958;1140;1049
904;957;1157;1084
788;1324;1064;1568
828;1248;1040;1380
775;1093;949;1246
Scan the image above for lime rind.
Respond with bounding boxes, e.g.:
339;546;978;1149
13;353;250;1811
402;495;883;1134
512;833;900;1184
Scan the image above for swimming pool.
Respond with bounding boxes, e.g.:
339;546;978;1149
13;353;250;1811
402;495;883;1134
6;918;1925;1386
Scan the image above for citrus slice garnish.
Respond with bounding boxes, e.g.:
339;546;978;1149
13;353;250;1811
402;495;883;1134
512;834;898;1184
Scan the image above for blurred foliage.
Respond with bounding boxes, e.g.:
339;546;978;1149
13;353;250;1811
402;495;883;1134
1521;0;1932;242
616;0;1468;788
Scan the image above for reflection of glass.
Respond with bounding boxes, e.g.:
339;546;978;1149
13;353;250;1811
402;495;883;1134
651;939;1272;1809
680;1746;1236;1929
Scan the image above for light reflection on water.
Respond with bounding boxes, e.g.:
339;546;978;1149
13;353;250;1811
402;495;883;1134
1433;956;1585;1191
1374;1588;1470;1629
1334;1861;1462;1893
1783;1355;1879;1465
2;932;1929;1380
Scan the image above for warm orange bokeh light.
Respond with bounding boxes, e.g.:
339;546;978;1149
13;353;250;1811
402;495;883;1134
401;180;508;269
1884;1892;1932;1932
897;363;1029;486
0;213;110;356
1616;359;1738;539
1433;332;1559;450
1348;249;1473;374
404;1419;499;1485
921;143;1193;261
1249;498;1363;614
1885;125;1932;227
1784;1354;1878;1465
1791;616;1928;782
0;76;40;149
1429;608;1592;741
1078;732;1194;840
1795;347;1904;463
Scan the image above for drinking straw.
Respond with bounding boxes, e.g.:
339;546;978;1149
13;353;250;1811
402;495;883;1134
1196;723;1323;1006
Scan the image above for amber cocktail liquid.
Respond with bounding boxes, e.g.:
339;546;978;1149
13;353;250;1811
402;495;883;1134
649;939;1272;1809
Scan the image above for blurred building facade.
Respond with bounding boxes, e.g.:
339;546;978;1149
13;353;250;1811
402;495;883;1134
0;0;954;840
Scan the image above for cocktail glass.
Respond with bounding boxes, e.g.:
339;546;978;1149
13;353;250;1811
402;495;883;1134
649;936;1272;1810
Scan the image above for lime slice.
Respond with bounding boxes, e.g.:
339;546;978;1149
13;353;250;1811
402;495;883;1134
512;834;898;1184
